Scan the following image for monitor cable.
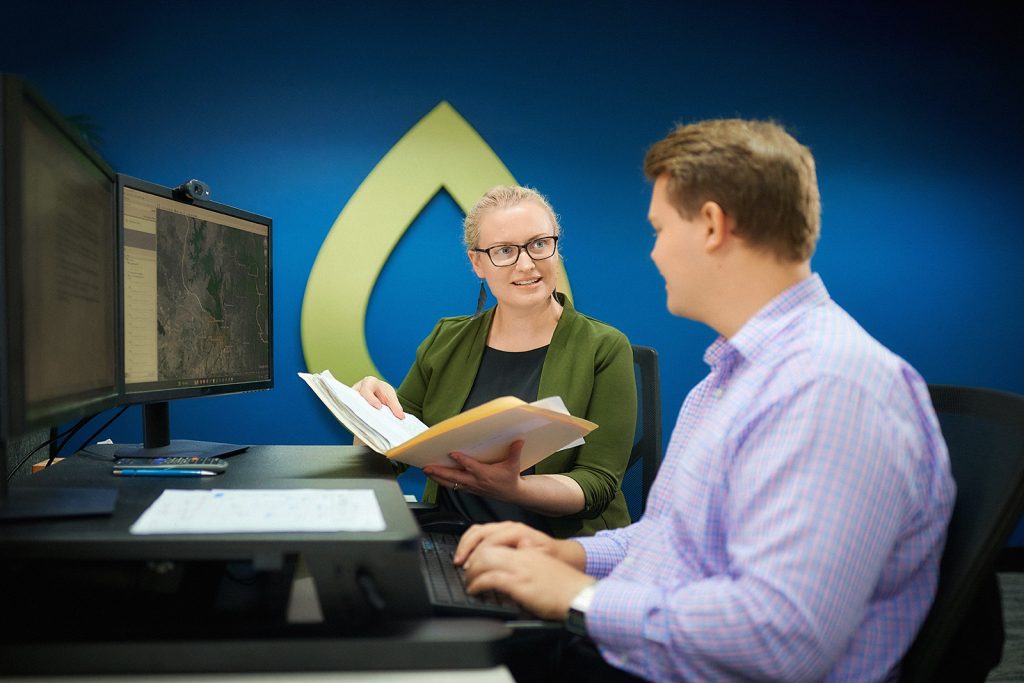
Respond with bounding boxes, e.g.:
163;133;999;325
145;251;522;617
6;415;91;482
67;405;129;460
5;405;131;482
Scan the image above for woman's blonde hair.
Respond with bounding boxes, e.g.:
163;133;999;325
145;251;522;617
463;185;561;249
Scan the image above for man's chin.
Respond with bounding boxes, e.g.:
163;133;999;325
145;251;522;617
666;298;689;319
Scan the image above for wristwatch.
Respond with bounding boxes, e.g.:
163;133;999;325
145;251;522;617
565;582;597;636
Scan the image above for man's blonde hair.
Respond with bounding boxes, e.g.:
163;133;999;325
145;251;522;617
644;119;820;262
463;185;561;249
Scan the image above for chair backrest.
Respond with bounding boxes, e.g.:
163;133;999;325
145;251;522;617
900;384;1024;682
622;345;662;519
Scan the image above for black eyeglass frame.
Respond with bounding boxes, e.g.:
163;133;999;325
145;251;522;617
472;235;560;267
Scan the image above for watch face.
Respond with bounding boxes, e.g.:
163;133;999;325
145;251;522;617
566;606;588;636
565;583;597;636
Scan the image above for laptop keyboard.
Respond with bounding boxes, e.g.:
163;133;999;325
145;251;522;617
419;531;522;618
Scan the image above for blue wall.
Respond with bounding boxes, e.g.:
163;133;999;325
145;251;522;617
4;1;1022;537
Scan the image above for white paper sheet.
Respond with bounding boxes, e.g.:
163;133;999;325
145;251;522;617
298;370;428;452
129;488;386;534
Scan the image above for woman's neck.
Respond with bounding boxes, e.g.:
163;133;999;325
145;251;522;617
488;295;563;351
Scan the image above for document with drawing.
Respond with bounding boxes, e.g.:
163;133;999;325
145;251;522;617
298;370;596;471
129;489;387;535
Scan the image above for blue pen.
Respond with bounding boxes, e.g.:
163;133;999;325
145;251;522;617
113;469;218;477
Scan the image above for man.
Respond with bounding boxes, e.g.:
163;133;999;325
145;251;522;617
455;119;956;682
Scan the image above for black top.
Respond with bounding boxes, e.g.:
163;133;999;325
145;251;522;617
435;344;551;531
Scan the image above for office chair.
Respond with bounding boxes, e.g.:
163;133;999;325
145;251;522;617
621;345;663;519
900;384;1024;683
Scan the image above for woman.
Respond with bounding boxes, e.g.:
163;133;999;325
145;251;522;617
354;185;635;538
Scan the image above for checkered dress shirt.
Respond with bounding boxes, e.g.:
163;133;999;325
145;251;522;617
576;274;955;682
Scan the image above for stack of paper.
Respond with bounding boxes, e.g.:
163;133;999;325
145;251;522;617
299;370;428;452
299;371;597;472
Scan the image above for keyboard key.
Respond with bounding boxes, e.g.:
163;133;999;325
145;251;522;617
419;532;522;618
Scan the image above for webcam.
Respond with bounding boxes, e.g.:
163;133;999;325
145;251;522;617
173;179;211;201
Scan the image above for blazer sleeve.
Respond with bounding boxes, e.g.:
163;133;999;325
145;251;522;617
557;331;637;519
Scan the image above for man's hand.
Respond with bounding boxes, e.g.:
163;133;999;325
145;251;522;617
462;544;595;621
453;521;587;570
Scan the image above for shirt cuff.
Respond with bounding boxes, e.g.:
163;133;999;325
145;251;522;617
575;534;626;578
586;577;662;676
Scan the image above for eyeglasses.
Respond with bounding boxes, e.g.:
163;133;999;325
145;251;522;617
472;236;559;267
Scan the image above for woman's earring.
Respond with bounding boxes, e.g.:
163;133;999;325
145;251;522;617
475;280;487;316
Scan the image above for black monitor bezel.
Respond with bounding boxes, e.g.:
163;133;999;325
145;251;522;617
116;173;274;407
1;73;121;441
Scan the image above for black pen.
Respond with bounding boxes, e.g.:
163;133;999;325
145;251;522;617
113;469;218;477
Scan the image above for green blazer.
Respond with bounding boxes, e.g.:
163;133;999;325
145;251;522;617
396;295;636;538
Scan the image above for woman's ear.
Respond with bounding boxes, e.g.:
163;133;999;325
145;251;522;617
468;250;486;278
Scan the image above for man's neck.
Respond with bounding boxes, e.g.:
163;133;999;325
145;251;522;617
708;258;812;339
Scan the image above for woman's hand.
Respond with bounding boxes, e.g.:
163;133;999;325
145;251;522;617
351;376;405;419
424;440;587;516
422;440;525;502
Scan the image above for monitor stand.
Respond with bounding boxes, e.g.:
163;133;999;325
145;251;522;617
0;440;117;520
113;402;248;460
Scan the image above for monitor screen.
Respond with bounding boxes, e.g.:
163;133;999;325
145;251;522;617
117;175;272;457
1;74;119;440
1;73;119;518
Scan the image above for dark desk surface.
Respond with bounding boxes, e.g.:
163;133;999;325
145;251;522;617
0;445;515;676
0;444;417;558
21;443;395;483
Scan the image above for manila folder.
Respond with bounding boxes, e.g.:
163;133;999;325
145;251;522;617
385;396;597;472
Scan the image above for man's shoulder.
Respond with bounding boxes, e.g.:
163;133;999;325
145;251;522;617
802;301;895;361
769;301;913;396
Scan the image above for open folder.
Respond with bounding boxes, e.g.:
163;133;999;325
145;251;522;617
298;370;597;471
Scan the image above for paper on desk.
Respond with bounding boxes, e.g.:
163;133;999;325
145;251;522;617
129;489;386;535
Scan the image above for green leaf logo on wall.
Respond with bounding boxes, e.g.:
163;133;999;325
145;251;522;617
301;101;573;383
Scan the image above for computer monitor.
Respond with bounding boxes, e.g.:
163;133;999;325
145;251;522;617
116;175;272;459
1;73;120;518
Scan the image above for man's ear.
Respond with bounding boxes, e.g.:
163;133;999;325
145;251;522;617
701;201;729;253
468;250;486;278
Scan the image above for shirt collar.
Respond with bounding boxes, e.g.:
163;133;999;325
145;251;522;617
703;273;830;369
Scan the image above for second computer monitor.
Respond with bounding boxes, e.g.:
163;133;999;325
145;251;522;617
118;175;272;458
1;73;120;518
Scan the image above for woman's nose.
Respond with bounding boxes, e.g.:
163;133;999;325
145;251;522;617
514;249;536;269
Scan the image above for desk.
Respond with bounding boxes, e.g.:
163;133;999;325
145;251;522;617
0;446;513;676
1;670;516;683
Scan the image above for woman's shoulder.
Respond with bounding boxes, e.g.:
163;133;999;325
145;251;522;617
563;304;631;348
429;312;487;339
413;311;488;362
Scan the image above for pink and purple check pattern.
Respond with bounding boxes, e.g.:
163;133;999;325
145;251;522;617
576;274;955;682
